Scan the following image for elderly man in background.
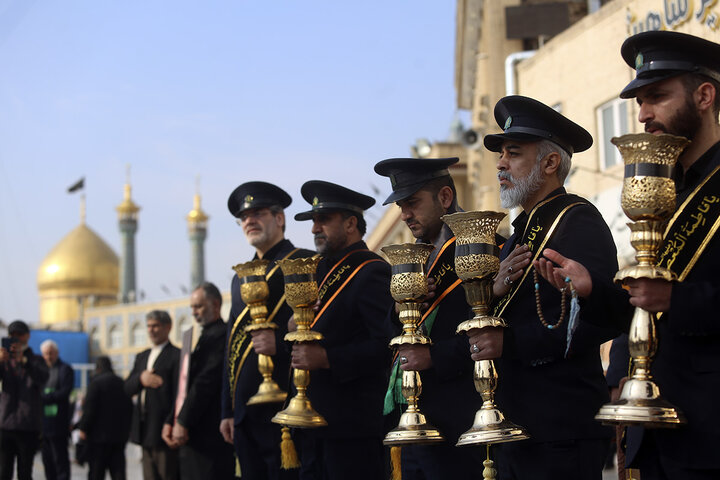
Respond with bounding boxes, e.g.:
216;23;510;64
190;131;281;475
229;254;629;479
40;339;74;480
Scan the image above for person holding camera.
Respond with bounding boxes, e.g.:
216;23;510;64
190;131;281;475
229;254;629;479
0;320;49;480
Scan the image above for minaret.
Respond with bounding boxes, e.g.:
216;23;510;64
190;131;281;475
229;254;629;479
116;166;140;303
187;179;209;289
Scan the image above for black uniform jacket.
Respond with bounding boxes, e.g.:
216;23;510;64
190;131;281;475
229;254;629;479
221;239;314;427
125;342;180;448
494;188;619;444
78;371;132;444
596;142;720;469
306;240;393;439
177;318;228;452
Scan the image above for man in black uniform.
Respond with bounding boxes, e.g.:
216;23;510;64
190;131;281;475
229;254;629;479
374;158;483;479
468;96;618;480
220;182;312;480
169;282;234;479
292;180;392;480
540;31;720;479
125;310;180;480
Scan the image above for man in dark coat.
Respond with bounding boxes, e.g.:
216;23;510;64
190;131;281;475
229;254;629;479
40;339;74;480
374;158;484;479
0;320;48;480
125;310;180;480
220;182;312;480
167;282;234;479
469;96;618;480
291;180;393;480
542;31;720;479
77;356;132;480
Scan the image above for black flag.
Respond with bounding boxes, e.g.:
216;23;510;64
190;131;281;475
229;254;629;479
67;177;85;193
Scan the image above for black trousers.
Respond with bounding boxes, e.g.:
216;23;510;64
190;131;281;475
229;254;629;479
141;445;179;480
0;429;40;480
400;442;485;480
297;433;384;480
41;434;71;480
86;442;126;480
179;443;234;480
493;438;608;480
234;405;298;480
633;433;720;480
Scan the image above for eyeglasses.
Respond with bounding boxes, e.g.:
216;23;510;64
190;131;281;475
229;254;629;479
236;209;271;224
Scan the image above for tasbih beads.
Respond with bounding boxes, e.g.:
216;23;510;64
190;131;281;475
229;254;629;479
532;269;574;330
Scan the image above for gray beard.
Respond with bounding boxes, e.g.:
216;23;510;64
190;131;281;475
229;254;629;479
499;163;545;209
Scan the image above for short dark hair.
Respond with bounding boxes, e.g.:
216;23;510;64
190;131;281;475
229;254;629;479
418;176;458;213
341;211;367;235
269;205;286;233
146;310;172;325
95;356;113;374
681;72;720;120
194;282;222;307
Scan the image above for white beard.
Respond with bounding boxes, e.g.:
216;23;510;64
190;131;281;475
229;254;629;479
499;163;545;209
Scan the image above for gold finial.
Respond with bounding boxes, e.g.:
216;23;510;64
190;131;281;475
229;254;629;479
187;176;209;225
80;193;86;224
116;164;140;218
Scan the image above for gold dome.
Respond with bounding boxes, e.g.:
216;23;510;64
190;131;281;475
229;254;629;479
38;224;119;294
187;193;209;225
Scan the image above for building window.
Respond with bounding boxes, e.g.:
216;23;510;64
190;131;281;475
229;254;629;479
108;324;123;349
597;98;629;169
131;322;145;347
90;327;101;352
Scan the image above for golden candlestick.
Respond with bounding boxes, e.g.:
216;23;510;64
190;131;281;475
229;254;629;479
271;256;327;428
382;243;444;446
232;259;287;405
442;211;529;446
595;132;688;427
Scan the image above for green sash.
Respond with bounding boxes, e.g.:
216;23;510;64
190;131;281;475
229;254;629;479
657;164;720;281
493;194;587;317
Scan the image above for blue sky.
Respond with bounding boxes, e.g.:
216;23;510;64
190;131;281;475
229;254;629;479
0;1;466;324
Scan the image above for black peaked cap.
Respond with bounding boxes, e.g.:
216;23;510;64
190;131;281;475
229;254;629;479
374;157;459;205
227;181;292;218
295;180;375;221
620;31;720;98
484;95;592;155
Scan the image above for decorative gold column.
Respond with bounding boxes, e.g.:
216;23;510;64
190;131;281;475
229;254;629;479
382;243;445;446
442;211;529;446
232;259;287;405
595;133;687;427
271;257;327;428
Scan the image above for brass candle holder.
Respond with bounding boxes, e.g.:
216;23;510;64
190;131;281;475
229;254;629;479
271;256;327;428
382;243;444;446
595;132;688;427
232;259;287;405
442;211;529;446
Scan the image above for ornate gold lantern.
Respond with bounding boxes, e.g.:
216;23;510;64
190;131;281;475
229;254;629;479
271;256;327;428
595;133;688;427
442;211;529;446
232;259;287;405
382;243;444;446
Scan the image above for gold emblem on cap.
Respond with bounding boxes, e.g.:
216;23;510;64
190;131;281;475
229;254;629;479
312;196;319;206
635;52;644;70
504;116;512;130
245;194;254;203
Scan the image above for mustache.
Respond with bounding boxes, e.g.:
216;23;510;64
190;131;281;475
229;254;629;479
497;171;515;182
314;233;327;242
644;121;667;133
